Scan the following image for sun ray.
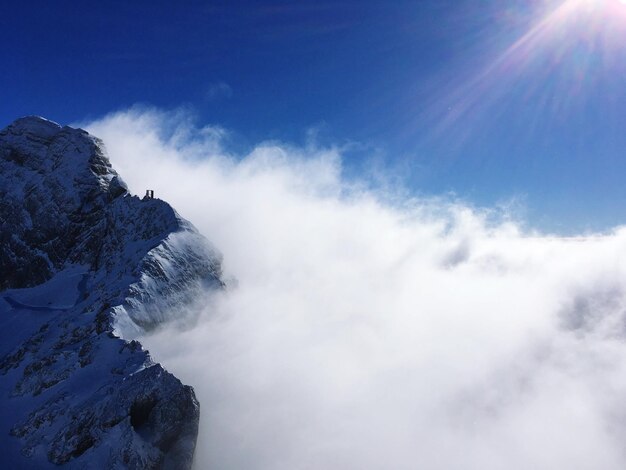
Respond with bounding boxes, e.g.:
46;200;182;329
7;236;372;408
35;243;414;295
421;0;626;147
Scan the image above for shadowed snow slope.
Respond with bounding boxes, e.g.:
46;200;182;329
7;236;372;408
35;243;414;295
0;117;224;469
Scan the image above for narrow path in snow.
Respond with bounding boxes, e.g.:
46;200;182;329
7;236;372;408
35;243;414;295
2;295;67;312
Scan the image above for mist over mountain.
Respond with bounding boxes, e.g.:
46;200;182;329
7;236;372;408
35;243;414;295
91;108;626;470
0;116;223;468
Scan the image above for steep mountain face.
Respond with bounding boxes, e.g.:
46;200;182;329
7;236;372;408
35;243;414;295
0;117;223;468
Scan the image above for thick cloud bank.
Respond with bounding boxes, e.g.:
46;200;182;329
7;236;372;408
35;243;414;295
86;109;626;470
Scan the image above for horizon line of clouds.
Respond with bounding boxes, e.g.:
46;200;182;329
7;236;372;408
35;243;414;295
81;105;626;239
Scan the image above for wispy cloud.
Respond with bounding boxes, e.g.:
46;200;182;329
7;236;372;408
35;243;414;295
204;81;233;101
86;108;626;470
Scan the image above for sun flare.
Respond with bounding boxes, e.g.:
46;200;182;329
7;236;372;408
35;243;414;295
430;0;626;142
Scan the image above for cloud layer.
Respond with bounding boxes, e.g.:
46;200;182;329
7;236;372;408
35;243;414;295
86;109;626;470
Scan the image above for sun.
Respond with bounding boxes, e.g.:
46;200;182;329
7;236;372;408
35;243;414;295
438;0;626;132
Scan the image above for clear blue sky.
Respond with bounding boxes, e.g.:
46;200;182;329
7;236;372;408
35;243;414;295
3;0;626;233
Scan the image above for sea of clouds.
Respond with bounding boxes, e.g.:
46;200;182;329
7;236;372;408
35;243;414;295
86;108;626;470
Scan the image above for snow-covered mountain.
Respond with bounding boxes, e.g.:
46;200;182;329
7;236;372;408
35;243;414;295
0;117;224;468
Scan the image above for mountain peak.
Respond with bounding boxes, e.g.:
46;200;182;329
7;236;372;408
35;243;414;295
5;115;62;137
0;118;128;289
0;117;222;324
0;117;224;468
1;115;123;195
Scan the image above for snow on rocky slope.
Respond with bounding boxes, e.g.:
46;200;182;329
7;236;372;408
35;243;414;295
0;117;224;468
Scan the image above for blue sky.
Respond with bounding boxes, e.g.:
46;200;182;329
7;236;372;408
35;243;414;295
3;0;626;233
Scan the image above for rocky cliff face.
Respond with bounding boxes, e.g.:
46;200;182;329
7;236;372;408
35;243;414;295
0;117;223;468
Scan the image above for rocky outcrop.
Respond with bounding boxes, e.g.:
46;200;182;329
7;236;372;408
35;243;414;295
0;117;222;468
0;117;125;290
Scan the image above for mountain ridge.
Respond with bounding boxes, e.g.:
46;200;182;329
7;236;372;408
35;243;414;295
0;116;222;468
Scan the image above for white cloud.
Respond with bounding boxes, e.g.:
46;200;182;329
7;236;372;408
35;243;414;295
85;108;626;470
